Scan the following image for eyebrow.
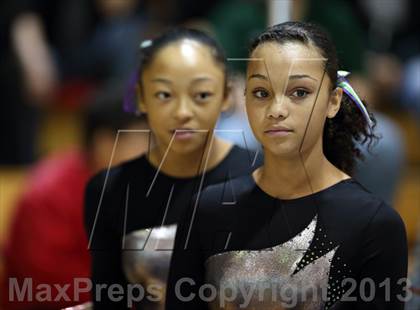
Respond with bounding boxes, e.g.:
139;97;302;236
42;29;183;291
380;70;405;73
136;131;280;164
289;74;318;81
151;78;172;84
191;77;214;84
151;77;214;84
248;73;318;82
248;73;268;81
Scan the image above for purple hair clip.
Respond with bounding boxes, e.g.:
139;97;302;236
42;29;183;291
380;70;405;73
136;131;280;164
123;39;154;114
123;70;139;114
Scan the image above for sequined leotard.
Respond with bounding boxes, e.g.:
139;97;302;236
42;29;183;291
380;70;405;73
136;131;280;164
166;175;408;310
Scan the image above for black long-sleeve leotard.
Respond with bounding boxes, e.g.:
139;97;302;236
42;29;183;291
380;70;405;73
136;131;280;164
84;145;261;309
166;175;408;310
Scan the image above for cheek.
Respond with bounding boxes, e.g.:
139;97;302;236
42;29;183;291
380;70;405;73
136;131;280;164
146;109;171;134
306;98;328;128
295;96;327;124
147;109;162;125
296;105;327;148
197;109;219;128
246;107;260;128
246;104;266;136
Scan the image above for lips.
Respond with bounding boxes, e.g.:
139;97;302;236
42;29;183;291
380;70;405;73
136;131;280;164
171;128;195;133
264;126;293;137
171;128;197;140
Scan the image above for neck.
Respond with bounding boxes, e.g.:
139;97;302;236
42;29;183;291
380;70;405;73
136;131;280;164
255;138;349;199
148;134;231;178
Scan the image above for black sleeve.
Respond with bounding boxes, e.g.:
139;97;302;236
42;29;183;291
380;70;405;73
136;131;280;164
165;197;209;310
350;202;408;309
84;173;130;310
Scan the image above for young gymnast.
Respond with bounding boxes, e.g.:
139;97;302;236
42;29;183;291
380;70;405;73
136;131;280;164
166;21;408;310
84;28;261;309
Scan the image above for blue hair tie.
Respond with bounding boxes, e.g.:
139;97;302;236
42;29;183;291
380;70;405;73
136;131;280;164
337;70;374;128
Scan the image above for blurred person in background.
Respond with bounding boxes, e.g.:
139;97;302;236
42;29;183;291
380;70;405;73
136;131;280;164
84;28;262;309
71;0;149;85
0;0;60;164
0;0;162;165
0;87;149;310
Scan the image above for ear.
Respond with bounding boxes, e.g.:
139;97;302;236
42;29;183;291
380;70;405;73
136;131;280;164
136;84;147;113
327;87;343;119
220;82;233;112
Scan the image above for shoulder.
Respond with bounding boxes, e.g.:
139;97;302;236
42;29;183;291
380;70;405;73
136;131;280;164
356;198;408;273
320;178;406;238
365;201;406;239
321;179;382;216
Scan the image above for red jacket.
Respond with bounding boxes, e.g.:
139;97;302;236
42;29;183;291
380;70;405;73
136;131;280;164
1;151;92;310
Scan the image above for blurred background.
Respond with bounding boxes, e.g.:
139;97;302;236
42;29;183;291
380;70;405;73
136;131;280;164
0;0;419;309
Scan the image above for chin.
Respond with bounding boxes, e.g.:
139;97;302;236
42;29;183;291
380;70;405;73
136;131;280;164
170;140;207;155
263;143;299;158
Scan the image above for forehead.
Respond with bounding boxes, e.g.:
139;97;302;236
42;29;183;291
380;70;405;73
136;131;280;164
248;42;326;78
144;39;224;79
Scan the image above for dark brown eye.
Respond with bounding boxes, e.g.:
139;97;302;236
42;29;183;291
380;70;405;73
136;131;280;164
155;91;171;100
252;89;269;99
292;89;309;98
195;92;213;102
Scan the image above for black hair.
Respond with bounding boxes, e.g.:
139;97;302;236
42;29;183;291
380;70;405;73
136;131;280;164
136;27;228;95
249;21;379;175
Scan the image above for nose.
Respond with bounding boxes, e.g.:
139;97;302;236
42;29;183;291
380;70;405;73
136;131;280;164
267;95;289;119
174;97;194;122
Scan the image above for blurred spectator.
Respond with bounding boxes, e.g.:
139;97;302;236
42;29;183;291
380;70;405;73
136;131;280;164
0;1;57;164
0;0;96;164
0;87;149;310
70;0;149;85
0;0;157;165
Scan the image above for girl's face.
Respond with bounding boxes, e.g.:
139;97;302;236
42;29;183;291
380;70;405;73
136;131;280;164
245;41;342;158
139;39;228;155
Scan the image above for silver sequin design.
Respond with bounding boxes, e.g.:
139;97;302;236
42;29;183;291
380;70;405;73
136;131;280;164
205;215;338;309
122;224;177;310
